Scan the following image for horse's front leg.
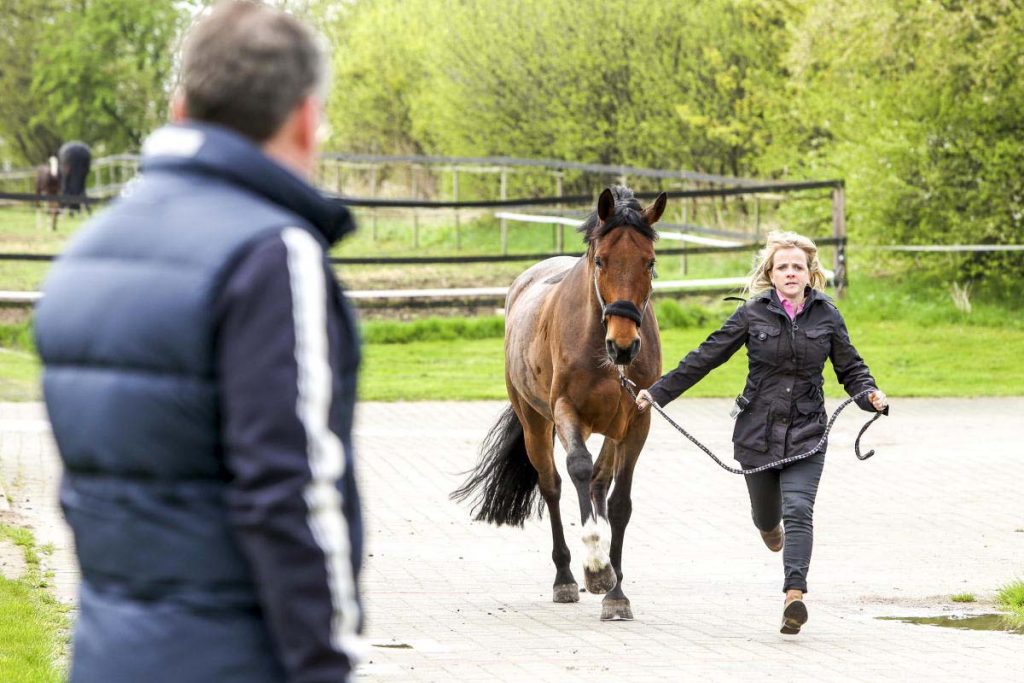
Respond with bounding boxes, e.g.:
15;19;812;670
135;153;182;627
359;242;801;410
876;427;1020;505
554;402;616;595
600;412;650;621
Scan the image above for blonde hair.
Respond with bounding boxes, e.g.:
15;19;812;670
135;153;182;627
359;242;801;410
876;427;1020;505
744;230;827;297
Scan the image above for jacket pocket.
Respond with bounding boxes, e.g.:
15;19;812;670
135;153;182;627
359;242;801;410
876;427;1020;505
747;325;781;364
796;399;826;424
750;324;781;342
801;326;831;364
732;408;769;452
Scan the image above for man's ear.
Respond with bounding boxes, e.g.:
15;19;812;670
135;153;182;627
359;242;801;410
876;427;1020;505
170;93;187;123
295;96;319;153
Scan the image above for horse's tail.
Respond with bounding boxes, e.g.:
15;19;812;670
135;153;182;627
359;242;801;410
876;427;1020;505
450;404;539;527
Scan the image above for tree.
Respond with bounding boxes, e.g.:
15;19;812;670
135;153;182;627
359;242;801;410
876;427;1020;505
29;0;195;154
772;0;1023;286
0;0;64;163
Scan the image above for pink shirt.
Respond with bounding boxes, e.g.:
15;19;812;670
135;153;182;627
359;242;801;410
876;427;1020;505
778;293;804;320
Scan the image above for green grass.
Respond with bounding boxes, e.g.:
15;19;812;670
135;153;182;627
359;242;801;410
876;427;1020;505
997;581;1024;627
0;524;70;682
950;593;976;603
4;302;1024;401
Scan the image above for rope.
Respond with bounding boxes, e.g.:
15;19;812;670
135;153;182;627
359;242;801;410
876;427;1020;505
618;370;884;475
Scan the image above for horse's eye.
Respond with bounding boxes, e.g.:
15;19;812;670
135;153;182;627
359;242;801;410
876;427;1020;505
594;257;604;269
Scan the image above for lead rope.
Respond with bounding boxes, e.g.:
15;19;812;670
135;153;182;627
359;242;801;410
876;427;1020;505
617;369;884;475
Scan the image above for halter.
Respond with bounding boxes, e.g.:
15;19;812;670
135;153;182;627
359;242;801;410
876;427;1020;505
592;265;650;328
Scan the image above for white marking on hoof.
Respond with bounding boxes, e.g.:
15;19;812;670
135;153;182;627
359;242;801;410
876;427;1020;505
581;517;611;571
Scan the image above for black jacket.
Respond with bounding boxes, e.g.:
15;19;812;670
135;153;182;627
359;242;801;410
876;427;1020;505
648;288;880;468
36;122;363;682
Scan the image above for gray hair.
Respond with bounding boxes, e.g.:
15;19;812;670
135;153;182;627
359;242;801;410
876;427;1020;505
178;1;328;142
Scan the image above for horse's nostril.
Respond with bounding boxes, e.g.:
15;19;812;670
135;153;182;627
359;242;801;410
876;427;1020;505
607;338;641;365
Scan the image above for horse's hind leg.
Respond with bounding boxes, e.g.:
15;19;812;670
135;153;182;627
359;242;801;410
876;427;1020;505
600;413;650;621
514;399;578;603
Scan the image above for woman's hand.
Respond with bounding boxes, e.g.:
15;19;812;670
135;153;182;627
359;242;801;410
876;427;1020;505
869;389;888;412
635;389;654;412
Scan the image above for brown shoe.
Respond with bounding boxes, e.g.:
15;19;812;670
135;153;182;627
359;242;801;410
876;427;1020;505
759;524;784;552
781;597;808;635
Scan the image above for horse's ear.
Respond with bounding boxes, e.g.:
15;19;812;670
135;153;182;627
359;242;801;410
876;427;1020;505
597;188;614;222
644;192;668;226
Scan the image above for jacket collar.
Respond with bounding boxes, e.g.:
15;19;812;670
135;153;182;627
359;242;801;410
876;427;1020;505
140;122;355;246
754;286;830;313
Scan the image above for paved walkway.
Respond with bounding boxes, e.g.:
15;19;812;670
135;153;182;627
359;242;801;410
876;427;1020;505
1;398;1022;681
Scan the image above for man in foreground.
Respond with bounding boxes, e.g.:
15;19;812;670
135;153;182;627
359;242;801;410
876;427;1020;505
34;2;364;680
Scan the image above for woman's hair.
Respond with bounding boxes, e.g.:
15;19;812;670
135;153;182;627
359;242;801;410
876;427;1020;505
744;230;827;296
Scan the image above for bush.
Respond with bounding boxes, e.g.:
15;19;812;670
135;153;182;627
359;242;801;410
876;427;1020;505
0;322;34;353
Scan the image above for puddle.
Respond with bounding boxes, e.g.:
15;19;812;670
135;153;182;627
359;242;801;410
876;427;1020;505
878;614;1024;635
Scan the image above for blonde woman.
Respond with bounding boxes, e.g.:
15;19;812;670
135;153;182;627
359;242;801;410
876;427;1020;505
635;231;887;635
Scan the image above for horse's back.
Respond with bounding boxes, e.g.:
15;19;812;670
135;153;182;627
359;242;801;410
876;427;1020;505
506;256;579;316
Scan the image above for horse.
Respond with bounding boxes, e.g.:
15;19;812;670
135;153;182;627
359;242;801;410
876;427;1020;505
59;141;92;215
35;156;61;231
453;186;667;621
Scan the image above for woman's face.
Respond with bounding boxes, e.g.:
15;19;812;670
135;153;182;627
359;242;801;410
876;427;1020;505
770;246;811;297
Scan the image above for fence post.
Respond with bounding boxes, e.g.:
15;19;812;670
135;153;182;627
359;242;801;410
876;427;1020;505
499;167;508;255
678;188;688;275
412;165;420;249
832;183;847;298
370;164;379;242
555;172;564;253
453;168;461;251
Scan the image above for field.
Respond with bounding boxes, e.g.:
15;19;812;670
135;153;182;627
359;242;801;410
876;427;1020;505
1;200;1022;400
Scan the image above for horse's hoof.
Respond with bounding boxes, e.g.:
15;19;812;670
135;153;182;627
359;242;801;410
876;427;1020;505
584;564;617;595
600;598;634;621
553;583;580;603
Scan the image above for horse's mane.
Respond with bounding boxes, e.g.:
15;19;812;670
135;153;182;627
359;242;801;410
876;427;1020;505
577;186;658;244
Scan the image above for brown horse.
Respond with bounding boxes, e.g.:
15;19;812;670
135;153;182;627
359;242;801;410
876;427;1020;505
35;156;61;231
453;186;667;620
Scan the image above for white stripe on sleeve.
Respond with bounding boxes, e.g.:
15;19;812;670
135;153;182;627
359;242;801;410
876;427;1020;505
281;226;363;659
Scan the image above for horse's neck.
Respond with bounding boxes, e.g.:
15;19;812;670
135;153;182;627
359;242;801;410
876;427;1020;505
553;259;605;341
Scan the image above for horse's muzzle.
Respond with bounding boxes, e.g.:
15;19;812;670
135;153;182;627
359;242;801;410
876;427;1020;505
606;338;641;365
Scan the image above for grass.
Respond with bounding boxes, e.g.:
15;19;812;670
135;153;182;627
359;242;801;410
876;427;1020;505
950;593;976;603
0;524;70;682
3;203;1023;401
997;581;1024;627
4;292;1024;401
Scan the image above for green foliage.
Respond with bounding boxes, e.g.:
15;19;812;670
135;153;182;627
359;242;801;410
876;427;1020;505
362;315;504;344
324;0;796;188
0;0;197;164
0;321;35;353
769;0;1024;285
30;0;194;154
950;593;976;603
0;524;70;682
654;299;714;330
0;0;63;163
997;581;1024;627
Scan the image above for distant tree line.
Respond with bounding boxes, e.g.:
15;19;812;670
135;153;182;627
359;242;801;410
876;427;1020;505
2;0;1020;287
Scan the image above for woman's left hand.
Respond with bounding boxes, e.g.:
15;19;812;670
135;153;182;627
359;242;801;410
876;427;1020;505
869;390;888;412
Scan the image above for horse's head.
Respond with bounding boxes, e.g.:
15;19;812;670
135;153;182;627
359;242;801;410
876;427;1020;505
580;186;667;365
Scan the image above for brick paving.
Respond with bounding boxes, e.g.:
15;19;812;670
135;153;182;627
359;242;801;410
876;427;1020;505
2;398;1023;681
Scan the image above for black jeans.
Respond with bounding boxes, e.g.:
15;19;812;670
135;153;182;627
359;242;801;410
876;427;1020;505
744;452;825;593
